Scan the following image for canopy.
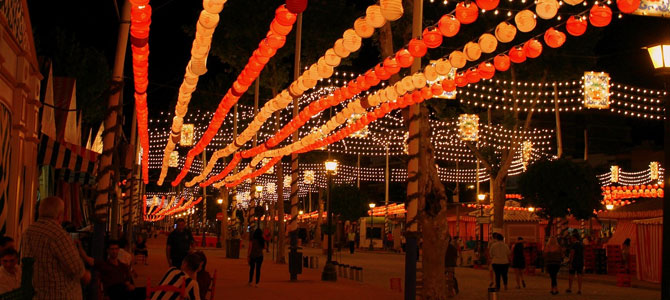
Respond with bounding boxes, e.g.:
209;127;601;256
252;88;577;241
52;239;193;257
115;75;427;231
37;134;98;183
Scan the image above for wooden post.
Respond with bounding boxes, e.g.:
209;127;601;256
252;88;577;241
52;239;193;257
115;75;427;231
96;0;131;231
405;0;422;298
553;83;563;158
584;129;588;161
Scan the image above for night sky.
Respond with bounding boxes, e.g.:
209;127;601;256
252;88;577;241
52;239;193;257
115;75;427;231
26;0;669;166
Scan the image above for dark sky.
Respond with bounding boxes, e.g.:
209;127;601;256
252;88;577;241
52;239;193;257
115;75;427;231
27;0;669;161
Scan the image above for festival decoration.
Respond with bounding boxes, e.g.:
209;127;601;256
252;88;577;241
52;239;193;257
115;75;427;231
464;42;482;61
449;50;467;68
589;4;613;27
476;0;500;11
583;71;610;109
347;113;370;138
544;27;566;48
564;0;584;5
495;22;517;43
266;182;276;194
617;0;641;14
509;46;527;63
650;161;659;181
180;124;194;146
523;39;543;58
455;1;479;24
303;170;315;184
522;141;533;171
458;114;479;141
285;0;307;13
566;16;588;36
611;165;620;183
438;14;460;37
514;10;537;33
536;0;559;19
380;0;404;21
478;33;497;53
169;151;179;167
262;158;275;174
493;54;511;71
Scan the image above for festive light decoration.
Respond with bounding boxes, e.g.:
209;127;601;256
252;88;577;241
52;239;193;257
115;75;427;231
650;161;659;181
602;184;665;202
169;151;179;168
303;170;315;184
180;124;194;146
284;175;292;187
347;113;370;138
129;0;153;183
167;3;298;186
458;114;479;141
598;164;665;186
262;158;275;174
522;140;532;171
611;165;620;183
583;71;610;109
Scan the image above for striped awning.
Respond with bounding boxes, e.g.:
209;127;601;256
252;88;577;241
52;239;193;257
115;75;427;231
37;134;98;180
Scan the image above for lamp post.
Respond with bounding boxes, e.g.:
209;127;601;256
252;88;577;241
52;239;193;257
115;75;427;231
368;203;376;250
477;193;486;257
322;159;338;281
646;43;670;299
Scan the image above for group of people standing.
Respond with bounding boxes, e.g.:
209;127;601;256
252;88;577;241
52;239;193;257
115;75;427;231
483;232;585;295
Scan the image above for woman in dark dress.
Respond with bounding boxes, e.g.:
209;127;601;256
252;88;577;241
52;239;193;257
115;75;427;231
247;228;265;287
511;237;526;289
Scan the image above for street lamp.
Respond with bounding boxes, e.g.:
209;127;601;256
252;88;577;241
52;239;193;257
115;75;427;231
322;159;338;281
217;198;223;205
368;203;376;250
606;204;614;211
528;207;535;212
645;42;670;298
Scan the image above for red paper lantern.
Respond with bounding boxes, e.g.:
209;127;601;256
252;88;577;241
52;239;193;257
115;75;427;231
476;0;500;10
275;5;297;26
421;87;432;99
286;0;308;14
270;20;293;36
454;72;468;87
365;71;381;86
455;2;479;24
442;79;456;92
431;84;444;95
589;4;612;27
617;0;641;14
544;27;566;48
408;38;428;57
438;14;460;37
465;68;481;83
383;57;401;74
478;61;495;79
396;48;414;68
265;33;286;49
131;4;152;24
493;54;510;71
412;91;424;103
523;39;543;58
509;46;526;63
566;16;587;36
422;27;443;48
375;64;391;80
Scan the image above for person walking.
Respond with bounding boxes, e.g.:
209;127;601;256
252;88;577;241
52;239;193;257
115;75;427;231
511;237;526;288
489;233;510;291
444;236;459;296
167;218;195;268
348;231;356;254
21;196;91;300
248;228;265;287
544;236;563;295
567;233;584;294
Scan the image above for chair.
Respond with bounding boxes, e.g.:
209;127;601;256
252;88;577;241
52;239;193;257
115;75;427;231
206;270;217;300
146;277;186;300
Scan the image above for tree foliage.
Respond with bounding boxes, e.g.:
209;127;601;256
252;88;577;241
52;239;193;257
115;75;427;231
329;183;368;222
518;158;602;221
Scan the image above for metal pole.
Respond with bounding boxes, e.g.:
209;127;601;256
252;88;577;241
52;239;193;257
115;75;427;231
405;0;422;298
661;79;670;299
357;153;361;188
97;0;131;234
369;213;374;250
584;129;588;161
201;151;207;247
384;146;389;241
553;83;563;158
288;12;303;282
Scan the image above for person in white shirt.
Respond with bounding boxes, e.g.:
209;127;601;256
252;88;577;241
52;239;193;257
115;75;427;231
0;248;21;293
488;233;511;291
117;239;133;266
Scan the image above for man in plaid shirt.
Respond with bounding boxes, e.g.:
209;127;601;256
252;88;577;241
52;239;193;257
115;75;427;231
22;197;91;300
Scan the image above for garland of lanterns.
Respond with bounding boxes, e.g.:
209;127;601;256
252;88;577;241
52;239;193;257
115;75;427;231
159;2;299;186
128;0;155;183
185;1;405;187
218;1;621;188
597;162;665;186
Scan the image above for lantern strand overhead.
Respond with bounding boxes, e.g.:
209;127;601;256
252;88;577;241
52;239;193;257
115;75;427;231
224;3;615;187
129;0;154;183
156;0;228;185
190;2;402;187
167;3;300;186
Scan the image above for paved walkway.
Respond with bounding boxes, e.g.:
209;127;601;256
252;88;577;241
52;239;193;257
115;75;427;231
132;235;401;300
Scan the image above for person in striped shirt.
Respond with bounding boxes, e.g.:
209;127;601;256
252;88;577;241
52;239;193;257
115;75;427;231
151;252;201;300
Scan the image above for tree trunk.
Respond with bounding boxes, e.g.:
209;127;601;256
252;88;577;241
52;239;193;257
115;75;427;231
491;176;506;231
418;106;450;299
276;149;286;264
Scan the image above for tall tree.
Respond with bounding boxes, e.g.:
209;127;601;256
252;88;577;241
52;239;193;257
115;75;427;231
518;158;602;236
330;184;368;222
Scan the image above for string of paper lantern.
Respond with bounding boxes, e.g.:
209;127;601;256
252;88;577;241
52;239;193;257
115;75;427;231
186;2;404;187
162;3;298;186
129;0;154;183
156;0;228;185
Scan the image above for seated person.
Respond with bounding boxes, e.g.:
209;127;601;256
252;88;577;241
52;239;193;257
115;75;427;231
77;240;135;300
192;251;211;300
151;253;201;300
117;239;133;266
0;248;21;293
